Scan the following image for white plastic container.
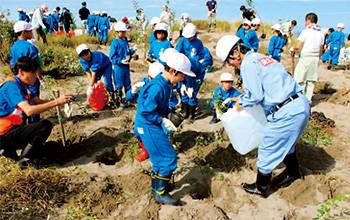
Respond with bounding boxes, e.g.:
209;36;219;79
220;105;267;155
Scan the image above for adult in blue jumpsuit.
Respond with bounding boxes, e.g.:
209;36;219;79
216;35;310;198
98;12;110;45
0;57;73;168
110;22;137;108
87;13;96;36
51;10;59;32
176;23;205;120
245;18;261;52
10;21;45;123
134;50;195;205
325;23;345;70
210;73;241;124
268;24;285;62
148;23;173;65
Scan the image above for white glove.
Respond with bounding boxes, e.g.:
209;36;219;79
288;38;291;44
86;85;93;97
187;87;194;98
94;27;96;30
180;84;187;96
121;59;130;64
199;59;204;64
40;79;47;89
222;98;231;107
64;103;75;117
289;47;294;53
163;118;177;131
216;109;222;120
133;45;138;51
131;81;145;94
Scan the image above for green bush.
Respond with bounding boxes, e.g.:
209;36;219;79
0;19;16;63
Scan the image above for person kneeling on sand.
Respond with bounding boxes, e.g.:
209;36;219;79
134;49;195;205
0;57;74;169
216;35;310;197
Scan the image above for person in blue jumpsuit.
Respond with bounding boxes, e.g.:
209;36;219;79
18;9;27;21
245;18;261;52
325;23;345;71
0;57;74;169
216;35;310;197
98;11;110;45
321;28;335;63
109;22;138;108
147;22;173;65
94;12;101;40
87;12;96;36
202;47;214;72
268;24;285;62
149;17;160;45
76;44;115;108
237;20;250;40
10;21;46;124
210;73;241;124
44;13;54;34
134;49;195;205
176;23;205;120
51;9;59;32
126;63;178;162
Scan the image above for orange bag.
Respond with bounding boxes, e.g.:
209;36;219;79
69;29;75;37
88;82;109;111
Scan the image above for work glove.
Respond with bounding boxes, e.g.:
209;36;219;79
121;59;130;64
64;103;75;117
222;98;231;107
40;79;47;89
216;109;222;120
163;118;177;131
133;45;138;51
131;81;145;94
94;27;96;30
86;85;93;98
187;87;194;98
146;55;156;63
180;84;187;96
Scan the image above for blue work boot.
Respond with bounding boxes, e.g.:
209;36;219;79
152;173;179;205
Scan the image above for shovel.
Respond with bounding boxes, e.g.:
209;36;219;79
52;88;66;147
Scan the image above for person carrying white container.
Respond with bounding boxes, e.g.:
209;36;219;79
216;35;310;198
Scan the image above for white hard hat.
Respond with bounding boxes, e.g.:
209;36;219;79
182;23;197;38
160;48;179;63
220;72;234;82
13;21;34;33
18;8;23;12
150;17;160;25
95;11;100;15
337;23;344;29
76;44;89;55
243;20;251;27
166;53;196;77
216;35;241;62
251;18;261;25
155;22;167;31
29;11;34;15
114;22;128;31
53;9;57;13
148;63;165;78
271;24;281;32
46;12;51;16
102;11;107;14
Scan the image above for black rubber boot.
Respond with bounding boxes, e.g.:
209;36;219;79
182;102;189;119
152;173;179;205
115;91;122;108
99;41;102;45
242;171;271;198
189;105;196;120
108;91;116;109
104;41;107;46
0;149;19;161
272;152;301;188
18;144;38;169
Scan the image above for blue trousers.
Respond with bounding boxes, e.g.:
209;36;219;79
113;64;131;92
96;64;114;91
180;73;205;106
135;123;177;176
88;26;96;36
99;29;108;43
257;93;310;174
271;50;282;62
321;51;330;63
329;44;340;64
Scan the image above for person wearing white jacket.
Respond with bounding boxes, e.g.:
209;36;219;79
31;5;48;44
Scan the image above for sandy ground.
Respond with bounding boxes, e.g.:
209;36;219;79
1;31;350;219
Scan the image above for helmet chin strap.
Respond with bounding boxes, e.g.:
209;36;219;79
228;44;242;64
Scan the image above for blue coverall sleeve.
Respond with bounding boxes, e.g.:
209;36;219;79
238;63;264;107
79;58;90;71
169;92;178;110
194;41;205;62
326;33;333;45
140;86;164;124
125;89;138;102
245;31;253;49
175;38;184;53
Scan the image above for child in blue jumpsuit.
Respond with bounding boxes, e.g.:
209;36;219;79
325;23;345;70
10;21;46;123
176;23;205;120
76;44;115;108
94;12;100;40
268;24;285;62
109;22;137;108
134;50;195;205
210;73;241;124
147;22;173;65
245;18;261;52
52;10;59;32
98;12;110;45
216;35;310;197
87;13;96;36
126;63;178;162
